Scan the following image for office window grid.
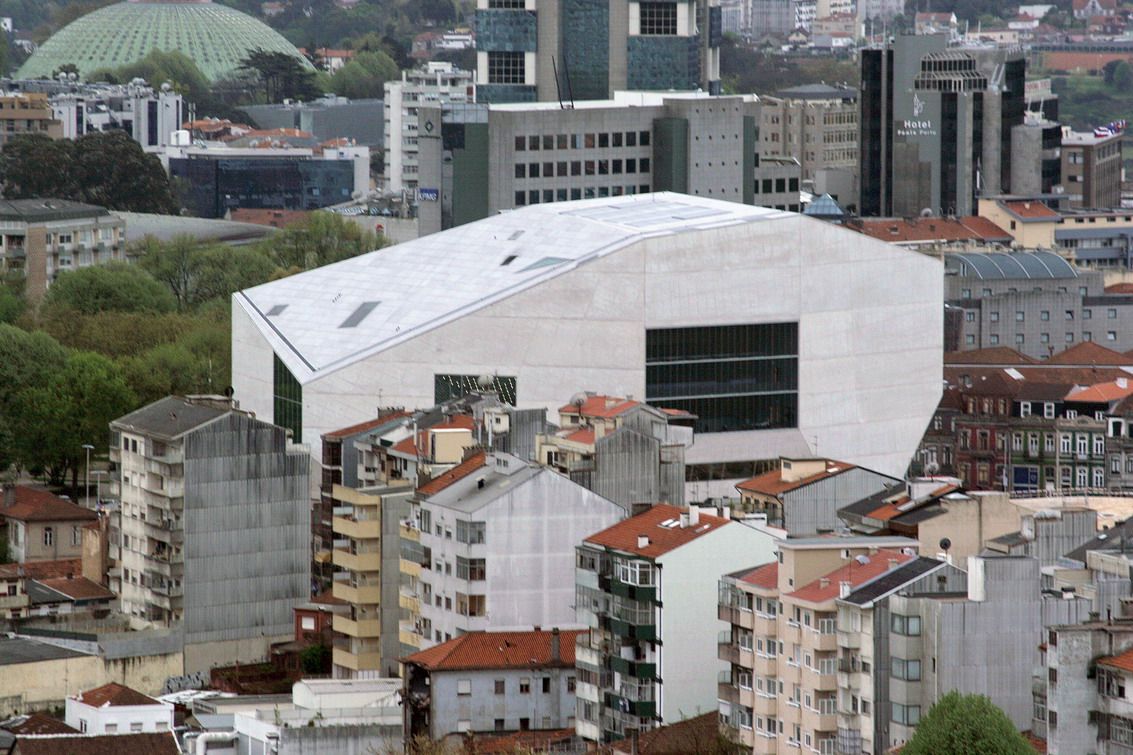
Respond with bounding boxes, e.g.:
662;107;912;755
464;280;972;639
487;51;525;84
273;354;302;443
639;2;678;35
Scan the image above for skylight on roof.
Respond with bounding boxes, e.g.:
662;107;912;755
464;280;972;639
266;304;288;316
339;301;381;328
520;256;569;272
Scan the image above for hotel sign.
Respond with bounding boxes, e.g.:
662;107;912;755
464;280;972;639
896;92;937;137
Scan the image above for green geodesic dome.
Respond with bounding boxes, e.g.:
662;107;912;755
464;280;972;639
17;0;313;82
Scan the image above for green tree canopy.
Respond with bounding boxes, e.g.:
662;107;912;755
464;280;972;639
138;235;276;311
241;48;323;103
89;49;210;99
265;211;386;271
0;131;178;213
902;692;1033;755
329;49;398;99
41;262;176;316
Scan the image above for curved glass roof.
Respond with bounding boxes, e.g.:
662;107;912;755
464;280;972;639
18;0;312;83
945;251;1078;280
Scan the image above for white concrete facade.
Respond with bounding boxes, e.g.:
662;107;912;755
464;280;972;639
65;696;173;734
417;456;624;646
231;193;942;483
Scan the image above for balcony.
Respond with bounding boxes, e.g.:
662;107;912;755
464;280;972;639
333;581;381;605
610;656;657;679
399;587;420;613
611;578;656;604
605;690;655;719
719;604;755;630
0;594;26;610
609;617;656;642
332;646;381;672
334;614;381;638
399;522;421;542
400;557;422;578
334;547;379;573
333;514;380;540
143;519;183;545
837;629;861;650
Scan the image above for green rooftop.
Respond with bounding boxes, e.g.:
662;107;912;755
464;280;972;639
18;0;313;83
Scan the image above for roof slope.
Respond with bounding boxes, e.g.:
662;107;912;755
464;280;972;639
944;347;1037;366
0;559;82;581
417;451;487;497
1;713;78;735
76;682;161;707
12;733;179;755
944;251;1078;279
235;194;802;380
789;549;916;604
584;503;730;558
736;459;857;496
1046;341;1132;366
403;629;581;671
0;488;97;523
111;396;229;439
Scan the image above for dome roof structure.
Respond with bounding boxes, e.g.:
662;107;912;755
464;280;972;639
18;0;313;83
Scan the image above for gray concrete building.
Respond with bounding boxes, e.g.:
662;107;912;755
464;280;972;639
416;91;762;234
403;628;580;739
108;395;310;673
751;0;793;36
242;95;385;148
883;556;1041;752
474;0;722;105
944;250;1133;358
859;35;1026;218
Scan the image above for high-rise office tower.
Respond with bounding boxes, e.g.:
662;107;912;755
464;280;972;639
859;34;1025;218
475;0;722;104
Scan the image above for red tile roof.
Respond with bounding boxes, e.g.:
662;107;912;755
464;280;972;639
2;712;78;735
0;559;82;581
0;487;98;523
1000;200;1061;220
403;629;581;671
788;549;915;604
853;216;1011;244
560;395;640;419
1099;647;1133;673
322;411;410;439
310;588;347;606
1106;283;1133;294
1047;341;1133;366
1064;379;1133;403
563;428;596;445
945;347;1037;366
13;733;179;755
33;576;115;601
75;682;161;708
432;414;475;431
736;459;856;497
584;504;730;558
391;436;419;457
609;711;725;754
736;562;778;589
416;451;487;496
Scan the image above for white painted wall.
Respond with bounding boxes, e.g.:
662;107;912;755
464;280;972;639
656;523;778;724
65;697;174;734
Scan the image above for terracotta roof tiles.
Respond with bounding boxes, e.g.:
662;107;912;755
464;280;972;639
33;576;115;601
560;395;640;419
13;733;179;755
854;216;1011;244
75;682;161;708
584;504;730;558
736;562;778;589
944;347;1038;366
2;712;78;735
322;411;410;439
1047;341;1133;366
736;460;856;497
0;559;82;581
788;550;915;604
1099;647;1133;674
403;629;581;671
417;451;487;496
1001;200;1061;220
0;487;98;523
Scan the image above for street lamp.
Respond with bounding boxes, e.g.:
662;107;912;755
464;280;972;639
82;444;94;508
92;470;106;511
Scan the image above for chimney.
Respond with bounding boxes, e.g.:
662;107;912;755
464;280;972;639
687;507;700;527
888;559;899;571
637;535;650;549
680;512;690;528
1120;377;1129;389
819;578;830;589
839;581;851;598
551;628;561;663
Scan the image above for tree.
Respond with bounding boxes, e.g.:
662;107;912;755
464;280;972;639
902;691;1033;755
0;323;68;416
41;262;176;316
12;351;134;489
139;235;276;310
240;48;323;103
1113;61;1133;93
265;211;385;271
73;130;179;214
299;643;330;674
329;49;398;99
0;131;178;213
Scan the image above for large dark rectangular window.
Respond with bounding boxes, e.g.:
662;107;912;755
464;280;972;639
273;354;302;442
646;323;798;433
435;374;517;405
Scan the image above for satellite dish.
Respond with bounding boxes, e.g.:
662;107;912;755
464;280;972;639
920;207;934;218
939;537;952;552
223;386;235;398
855;555;870;565
477;374;494;390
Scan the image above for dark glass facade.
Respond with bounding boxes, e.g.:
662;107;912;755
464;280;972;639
169;156;356;219
646;323;798;433
273;353;302;442
434;374;517;405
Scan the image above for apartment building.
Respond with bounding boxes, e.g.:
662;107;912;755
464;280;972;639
756;85;857;207
1062;128;1122;210
403;628;581;739
408;451;624;649
329;483;413;679
715;536;921;754
575;504;777;744
734;458;900;535
475;0;722;105
0;199;125;299
383;62;475;195
0;92;62;146
1039;618;1133;754
108;395;309;671
536;393;693;509
64;682;174;735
